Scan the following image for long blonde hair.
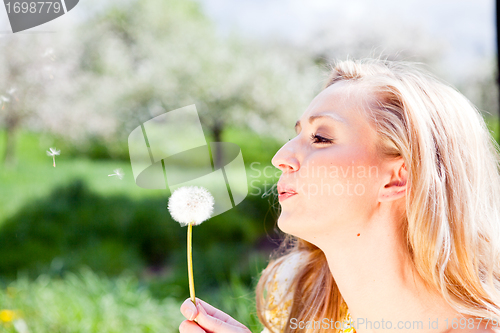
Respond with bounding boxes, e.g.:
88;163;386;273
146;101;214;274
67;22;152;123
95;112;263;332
256;58;500;333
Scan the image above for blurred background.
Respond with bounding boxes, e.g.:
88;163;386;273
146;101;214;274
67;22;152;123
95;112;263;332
0;0;497;332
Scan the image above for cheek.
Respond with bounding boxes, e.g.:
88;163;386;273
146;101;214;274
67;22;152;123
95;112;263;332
303;155;381;206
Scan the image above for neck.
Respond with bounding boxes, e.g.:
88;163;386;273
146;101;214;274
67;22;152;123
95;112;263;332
317;202;464;333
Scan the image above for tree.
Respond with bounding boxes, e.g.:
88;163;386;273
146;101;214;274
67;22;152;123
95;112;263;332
0;35;55;165
69;0;320;165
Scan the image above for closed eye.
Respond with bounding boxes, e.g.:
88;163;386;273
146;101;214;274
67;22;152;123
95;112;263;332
310;133;333;145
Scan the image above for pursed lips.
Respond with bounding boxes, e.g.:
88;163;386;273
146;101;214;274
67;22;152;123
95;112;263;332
277;182;298;201
277;183;298;195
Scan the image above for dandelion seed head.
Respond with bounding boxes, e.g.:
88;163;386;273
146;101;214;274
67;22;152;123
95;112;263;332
168;186;214;226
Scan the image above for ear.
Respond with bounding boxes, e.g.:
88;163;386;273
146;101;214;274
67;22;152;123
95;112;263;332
378;157;408;202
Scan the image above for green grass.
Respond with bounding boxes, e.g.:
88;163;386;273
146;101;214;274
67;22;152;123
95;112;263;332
0;127;280;333
0;267;266;333
0;130;160;222
0;127;282;226
0;268;184;333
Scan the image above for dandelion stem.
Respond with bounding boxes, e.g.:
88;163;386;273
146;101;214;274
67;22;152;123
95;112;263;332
53;155;56;167
187;222;195;304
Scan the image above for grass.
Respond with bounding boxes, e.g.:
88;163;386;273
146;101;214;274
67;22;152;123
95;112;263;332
0;268;184;333
0;267;266;333
0;126;280;333
0;127;282;226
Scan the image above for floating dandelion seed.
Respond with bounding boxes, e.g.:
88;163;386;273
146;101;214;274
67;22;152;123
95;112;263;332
6;88;18;102
0;96;8;110
168;186;214;304
108;168;124;180
46;147;60;167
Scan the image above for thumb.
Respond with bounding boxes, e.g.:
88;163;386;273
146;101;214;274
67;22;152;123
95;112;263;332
195;303;238;333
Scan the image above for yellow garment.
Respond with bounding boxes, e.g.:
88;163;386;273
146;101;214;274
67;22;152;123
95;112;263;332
342;311;356;333
261;251;356;333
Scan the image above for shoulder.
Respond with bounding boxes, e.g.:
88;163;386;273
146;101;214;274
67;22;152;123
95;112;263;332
261;250;310;332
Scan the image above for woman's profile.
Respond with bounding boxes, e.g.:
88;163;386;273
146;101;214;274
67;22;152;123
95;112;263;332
179;58;500;333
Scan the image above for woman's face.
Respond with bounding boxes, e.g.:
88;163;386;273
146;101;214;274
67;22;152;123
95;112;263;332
271;81;389;243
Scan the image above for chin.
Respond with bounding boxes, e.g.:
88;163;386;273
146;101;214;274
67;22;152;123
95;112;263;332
277;216;303;238
276;215;292;234
277;215;326;247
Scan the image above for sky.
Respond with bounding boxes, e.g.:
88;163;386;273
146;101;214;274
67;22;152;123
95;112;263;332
198;0;496;80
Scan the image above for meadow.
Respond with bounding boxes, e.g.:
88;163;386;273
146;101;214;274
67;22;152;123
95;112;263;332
0;126;284;333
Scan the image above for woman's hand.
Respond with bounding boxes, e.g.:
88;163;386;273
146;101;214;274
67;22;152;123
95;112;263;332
179;297;252;333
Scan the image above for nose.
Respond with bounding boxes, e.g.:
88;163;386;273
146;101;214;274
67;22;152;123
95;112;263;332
271;141;299;172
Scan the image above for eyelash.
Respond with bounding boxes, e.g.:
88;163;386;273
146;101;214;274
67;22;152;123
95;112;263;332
288;134;334;145
310;133;333;145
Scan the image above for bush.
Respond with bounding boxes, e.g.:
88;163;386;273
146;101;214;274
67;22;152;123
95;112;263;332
0;178;279;300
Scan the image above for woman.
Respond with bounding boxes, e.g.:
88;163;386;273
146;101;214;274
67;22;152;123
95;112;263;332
179;58;500;333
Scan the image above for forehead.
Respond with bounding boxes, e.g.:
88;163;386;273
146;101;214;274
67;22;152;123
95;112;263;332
299;81;371;124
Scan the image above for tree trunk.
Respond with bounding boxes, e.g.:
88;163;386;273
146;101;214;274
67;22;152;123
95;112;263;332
3;123;18;167
211;120;224;169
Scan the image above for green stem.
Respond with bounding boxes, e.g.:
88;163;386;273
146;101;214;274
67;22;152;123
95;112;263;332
187;222;195;304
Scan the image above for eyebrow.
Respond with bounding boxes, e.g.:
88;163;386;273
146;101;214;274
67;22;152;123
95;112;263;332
294;113;346;134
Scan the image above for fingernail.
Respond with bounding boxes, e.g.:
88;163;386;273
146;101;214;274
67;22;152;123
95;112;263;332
186;309;195;321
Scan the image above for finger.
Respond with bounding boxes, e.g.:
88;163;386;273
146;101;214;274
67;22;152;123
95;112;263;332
196;299;248;329
180;298;199;321
195;301;249;333
179;320;206;333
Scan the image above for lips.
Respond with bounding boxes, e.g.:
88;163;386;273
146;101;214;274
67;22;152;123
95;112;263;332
277;182;298;201
277;183;297;195
278;192;297;201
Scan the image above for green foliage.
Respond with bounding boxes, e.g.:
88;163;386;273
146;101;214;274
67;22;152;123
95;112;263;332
484;116;500;144
0;268;183;333
0;178;277;296
223;126;284;167
0;127;282;330
204;270;265;333
0;267;268;333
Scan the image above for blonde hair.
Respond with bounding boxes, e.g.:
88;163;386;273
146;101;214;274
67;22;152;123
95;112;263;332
256;58;500;333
